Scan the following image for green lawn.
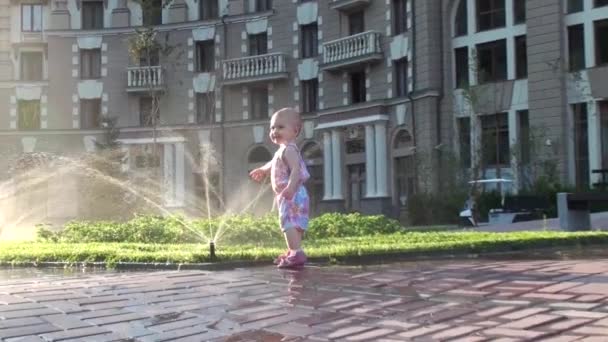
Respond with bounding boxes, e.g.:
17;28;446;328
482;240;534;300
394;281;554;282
2;230;607;267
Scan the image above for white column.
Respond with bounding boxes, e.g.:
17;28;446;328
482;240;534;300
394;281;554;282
322;131;333;200
365;124;377;197
588;101;602;185
508;110;519;193
331;129;343;199
506;36;516;80
584;20;595;68
163;143;175;206
374;122;388;197
175;142;185;207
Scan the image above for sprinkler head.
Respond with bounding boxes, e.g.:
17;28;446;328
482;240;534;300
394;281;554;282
209;240;216;260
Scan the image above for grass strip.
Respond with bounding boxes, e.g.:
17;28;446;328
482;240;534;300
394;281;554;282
1;231;607;267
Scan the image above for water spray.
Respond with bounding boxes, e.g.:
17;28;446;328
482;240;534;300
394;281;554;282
209;240;216;260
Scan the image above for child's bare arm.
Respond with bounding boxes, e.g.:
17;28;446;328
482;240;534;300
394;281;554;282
281;146;301;199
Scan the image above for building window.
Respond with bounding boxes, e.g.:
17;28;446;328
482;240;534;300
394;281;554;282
513;0;526;24
301;142;323;215
350;71;366;104
394;58;408;97
301;79;318;113
349;11;365;35
568;0;583;12
196;92;215;124
393;0;407;35
80;49;101;79
248;33;268;56
250;86;268;120
480;113;509;166
347;164;366;211
80;99;101;129
22;4;42;32
199;0;219;20
477;39;507;83
300;23;318;58
395;156;415;206
515;35;527;79
595;19;608;66
458;117;471;168
247;0;272;13
477;0;505;31
18;100;40;130
573;103;589;189
454;0;467;36
139;97;158;127
518;110;530;165
20;52;43;81
568;25;586;71
455;47;469;88
143;0;162;26
139;49;160;66
248;145;272;171
196;40;215;72
596;0;608;7
600;101;608;169
81;1;104;30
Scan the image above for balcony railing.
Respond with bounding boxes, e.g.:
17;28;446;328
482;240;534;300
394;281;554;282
127;66;164;91
222;53;288;85
330;0;370;11
322;31;383;71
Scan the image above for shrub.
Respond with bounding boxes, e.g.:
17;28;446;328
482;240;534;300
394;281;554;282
307;212;403;239
36;213;405;245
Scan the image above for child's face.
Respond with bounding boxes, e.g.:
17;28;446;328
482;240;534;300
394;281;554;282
269;112;298;145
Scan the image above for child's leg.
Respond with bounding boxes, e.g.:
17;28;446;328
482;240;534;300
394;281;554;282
283;228;303;251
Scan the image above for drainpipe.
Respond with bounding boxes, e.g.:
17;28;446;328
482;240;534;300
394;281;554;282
436;1;445;190
408;0;418;193
220;13;228;209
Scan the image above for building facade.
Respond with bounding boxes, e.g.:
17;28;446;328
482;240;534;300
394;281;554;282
0;0;607;224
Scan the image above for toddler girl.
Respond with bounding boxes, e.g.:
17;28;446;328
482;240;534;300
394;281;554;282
249;107;310;268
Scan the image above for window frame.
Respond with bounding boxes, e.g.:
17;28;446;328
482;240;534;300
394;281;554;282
476;39;507;84
349;71;366;104
248;32;268;56
568;24;586;71
196;92;215;125
300;23;318;58
480;112;510;167
476;0;506;32
20;51;44;81
17;100;41;130
249;86;268;120
21;4;43;32
392;0;407;35
199;0;219;20
394;58;408;97
80;98;101;129
81;0;104;30
301;78;318;113
80;48;102;80
195;40;215;72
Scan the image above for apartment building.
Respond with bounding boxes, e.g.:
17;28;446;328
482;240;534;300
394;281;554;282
1;0;607;223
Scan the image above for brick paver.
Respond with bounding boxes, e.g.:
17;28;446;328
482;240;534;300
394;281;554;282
0;258;607;341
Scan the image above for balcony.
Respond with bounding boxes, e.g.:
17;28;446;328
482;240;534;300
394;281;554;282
222;53;288;85
330;0;370;12
322;31;383;71
127;66;165;92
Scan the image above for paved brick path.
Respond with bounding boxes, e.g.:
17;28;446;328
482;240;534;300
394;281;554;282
1;259;608;341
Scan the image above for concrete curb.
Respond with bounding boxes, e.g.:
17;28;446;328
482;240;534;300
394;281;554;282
1;244;607;271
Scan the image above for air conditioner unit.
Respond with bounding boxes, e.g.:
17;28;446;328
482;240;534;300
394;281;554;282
347;126;361;139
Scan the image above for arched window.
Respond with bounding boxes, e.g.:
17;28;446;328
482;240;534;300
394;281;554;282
454;0;468;37
248;145;271;164
301;142;323;216
393;129;415;207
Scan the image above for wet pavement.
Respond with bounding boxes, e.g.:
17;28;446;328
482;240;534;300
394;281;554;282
0;259;608;341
